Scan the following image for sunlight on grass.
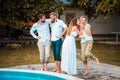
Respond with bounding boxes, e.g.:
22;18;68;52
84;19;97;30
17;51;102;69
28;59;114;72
0;44;54;68
0;41;120;68
92;43;120;66
76;41;120;66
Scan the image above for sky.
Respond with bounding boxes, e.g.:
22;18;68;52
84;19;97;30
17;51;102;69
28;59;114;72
60;0;70;4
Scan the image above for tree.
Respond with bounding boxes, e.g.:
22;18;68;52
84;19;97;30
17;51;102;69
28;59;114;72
95;0;120;19
0;0;65;28
68;0;120;20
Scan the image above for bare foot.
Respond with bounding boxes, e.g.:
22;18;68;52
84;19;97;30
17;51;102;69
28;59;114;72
96;58;100;65
40;67;44;71
44;64;47;71
51;68;57;72
61;71;67;74
44;67;47;71
84;72;88;75
56;70;60;73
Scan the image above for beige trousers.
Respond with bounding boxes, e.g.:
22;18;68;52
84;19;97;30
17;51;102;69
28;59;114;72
81;40;94;64
37;41;50;64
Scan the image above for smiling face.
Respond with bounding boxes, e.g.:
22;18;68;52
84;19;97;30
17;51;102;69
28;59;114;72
80;16;87;28
41;15;46;22
80;17;86;24
49;12;57;22
50;14;56;21
37;14;46;23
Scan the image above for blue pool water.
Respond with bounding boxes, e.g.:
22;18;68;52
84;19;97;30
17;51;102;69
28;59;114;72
0;70;66;80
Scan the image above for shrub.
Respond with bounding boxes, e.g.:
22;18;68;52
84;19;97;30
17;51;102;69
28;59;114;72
6;43;22;49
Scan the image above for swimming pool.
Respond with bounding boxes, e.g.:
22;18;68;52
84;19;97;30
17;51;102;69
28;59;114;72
0;69;83;80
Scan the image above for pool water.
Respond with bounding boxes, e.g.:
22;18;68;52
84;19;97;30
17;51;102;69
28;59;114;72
0;71;66;80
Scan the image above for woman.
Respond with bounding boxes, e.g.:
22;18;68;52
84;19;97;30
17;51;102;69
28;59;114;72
61;17;80;75
79;16;99;75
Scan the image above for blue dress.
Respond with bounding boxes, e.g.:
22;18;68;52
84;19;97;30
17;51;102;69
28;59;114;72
61;31;77;75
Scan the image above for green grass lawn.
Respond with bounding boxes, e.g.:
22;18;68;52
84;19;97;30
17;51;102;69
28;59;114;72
0;41;120;68
76;41;120;66
0;44;54;68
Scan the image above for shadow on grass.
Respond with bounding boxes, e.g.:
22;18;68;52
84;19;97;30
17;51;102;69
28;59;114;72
0;41;120;67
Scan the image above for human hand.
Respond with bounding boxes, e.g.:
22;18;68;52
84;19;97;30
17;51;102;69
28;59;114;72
79;35;84;38
72;27;77;31
56;34;62;38
49;21;52;25
37;36;41;39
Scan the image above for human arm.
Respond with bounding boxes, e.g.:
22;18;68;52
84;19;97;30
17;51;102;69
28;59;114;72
78;24;84;38
56;20;68;38
84;24;91;36
62;27;67;36
61;20;68;36
30;23;41;39
56;27;67;38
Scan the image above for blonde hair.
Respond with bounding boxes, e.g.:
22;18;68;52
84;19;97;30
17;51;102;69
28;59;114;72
80;16;85;20
80;15;88;23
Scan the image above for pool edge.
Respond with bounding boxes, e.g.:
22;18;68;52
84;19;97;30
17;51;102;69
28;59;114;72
0;68;83;80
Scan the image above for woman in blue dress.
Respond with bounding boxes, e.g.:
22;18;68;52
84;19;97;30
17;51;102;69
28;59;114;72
61;17;80;75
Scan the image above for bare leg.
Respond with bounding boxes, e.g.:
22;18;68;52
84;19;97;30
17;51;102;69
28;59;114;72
95;58;99;65
92;55;100;65
41;64;44;71
44;63;47;71
51;61;57;72
56;61;61;73
84;64;88;75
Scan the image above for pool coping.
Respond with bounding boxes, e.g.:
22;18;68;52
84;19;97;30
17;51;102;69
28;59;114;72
0;68;83;80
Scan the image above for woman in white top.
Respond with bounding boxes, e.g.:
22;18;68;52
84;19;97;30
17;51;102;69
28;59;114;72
79;16;99;75
61;17;80;75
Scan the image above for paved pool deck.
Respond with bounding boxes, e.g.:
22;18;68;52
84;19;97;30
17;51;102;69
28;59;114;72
2;60;120;80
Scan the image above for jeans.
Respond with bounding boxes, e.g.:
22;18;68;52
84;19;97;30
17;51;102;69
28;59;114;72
51;38;62;61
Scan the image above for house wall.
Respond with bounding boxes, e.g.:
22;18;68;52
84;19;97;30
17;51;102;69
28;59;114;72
60;8;84;23
90;15;117;34
116;15;120;32
60;8;120;34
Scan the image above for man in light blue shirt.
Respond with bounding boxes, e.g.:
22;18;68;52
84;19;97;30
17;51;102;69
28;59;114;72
49;12;67;73
30;14;50;71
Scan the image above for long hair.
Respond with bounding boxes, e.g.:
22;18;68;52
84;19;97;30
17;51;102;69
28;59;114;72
67;17;78;35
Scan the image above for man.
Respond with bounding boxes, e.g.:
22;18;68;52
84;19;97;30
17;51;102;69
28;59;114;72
30;14;50;71
49;12;67;73
79;16;99;75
